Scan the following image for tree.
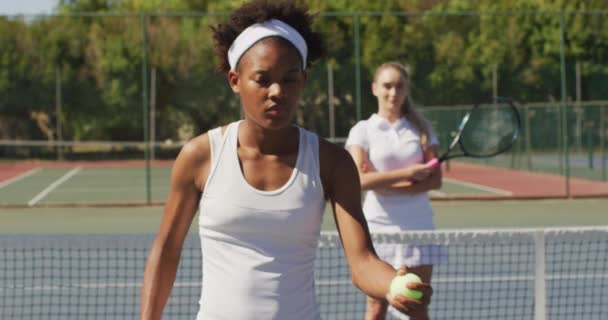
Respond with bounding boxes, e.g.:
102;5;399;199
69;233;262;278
2;0;607;144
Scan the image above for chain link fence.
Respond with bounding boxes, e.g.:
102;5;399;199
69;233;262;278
1;10;607;200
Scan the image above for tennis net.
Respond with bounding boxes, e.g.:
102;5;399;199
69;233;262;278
1;227;607;319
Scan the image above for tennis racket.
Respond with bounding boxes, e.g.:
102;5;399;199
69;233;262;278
427;96;521;168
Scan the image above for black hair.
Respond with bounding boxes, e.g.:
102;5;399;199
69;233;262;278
211;0;324;73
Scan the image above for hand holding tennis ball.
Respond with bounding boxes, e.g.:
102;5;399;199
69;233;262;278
390;273;423;300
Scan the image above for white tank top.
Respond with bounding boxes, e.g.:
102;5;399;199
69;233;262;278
196;121;325;320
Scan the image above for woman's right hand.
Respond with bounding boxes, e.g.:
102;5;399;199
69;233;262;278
385;266;432;320
404;163;434;182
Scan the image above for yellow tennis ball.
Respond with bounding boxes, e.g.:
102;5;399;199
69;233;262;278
390;273;423;300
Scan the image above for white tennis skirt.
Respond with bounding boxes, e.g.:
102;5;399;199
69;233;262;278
373;242;448;267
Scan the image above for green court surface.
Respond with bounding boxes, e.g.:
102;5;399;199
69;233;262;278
0;167;171;205
0;166;495;206
1;199;607;234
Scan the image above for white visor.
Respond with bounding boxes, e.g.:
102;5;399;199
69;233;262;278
227;19;308;71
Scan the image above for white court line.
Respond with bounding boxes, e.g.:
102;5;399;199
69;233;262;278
0;168;42;190
27;167;82;206
6;272;608;292
316;272;608;286
429;190;447;197
3;281;195;291
443;177;513;196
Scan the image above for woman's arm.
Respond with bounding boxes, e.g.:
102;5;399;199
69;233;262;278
377;145;443;195
140;137;210;320
320;142;432;317
347;145;433;191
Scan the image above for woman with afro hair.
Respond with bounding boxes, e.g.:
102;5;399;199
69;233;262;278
140;1;432;319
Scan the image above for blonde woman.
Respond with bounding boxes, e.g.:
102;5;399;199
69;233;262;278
346;62;443;320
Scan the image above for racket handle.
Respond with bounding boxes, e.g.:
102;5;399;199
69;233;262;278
426;158;440;168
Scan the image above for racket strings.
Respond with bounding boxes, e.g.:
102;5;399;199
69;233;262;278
460;103;519;156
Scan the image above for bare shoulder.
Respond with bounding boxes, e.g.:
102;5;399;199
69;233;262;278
173;128;219;191
180;125;228;161
318;138;359;193
319;138;352;168
178;133;210;166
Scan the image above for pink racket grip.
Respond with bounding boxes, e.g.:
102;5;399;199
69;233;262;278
426;158;440;169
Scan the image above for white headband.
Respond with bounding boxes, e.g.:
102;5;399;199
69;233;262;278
227;19;308;71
